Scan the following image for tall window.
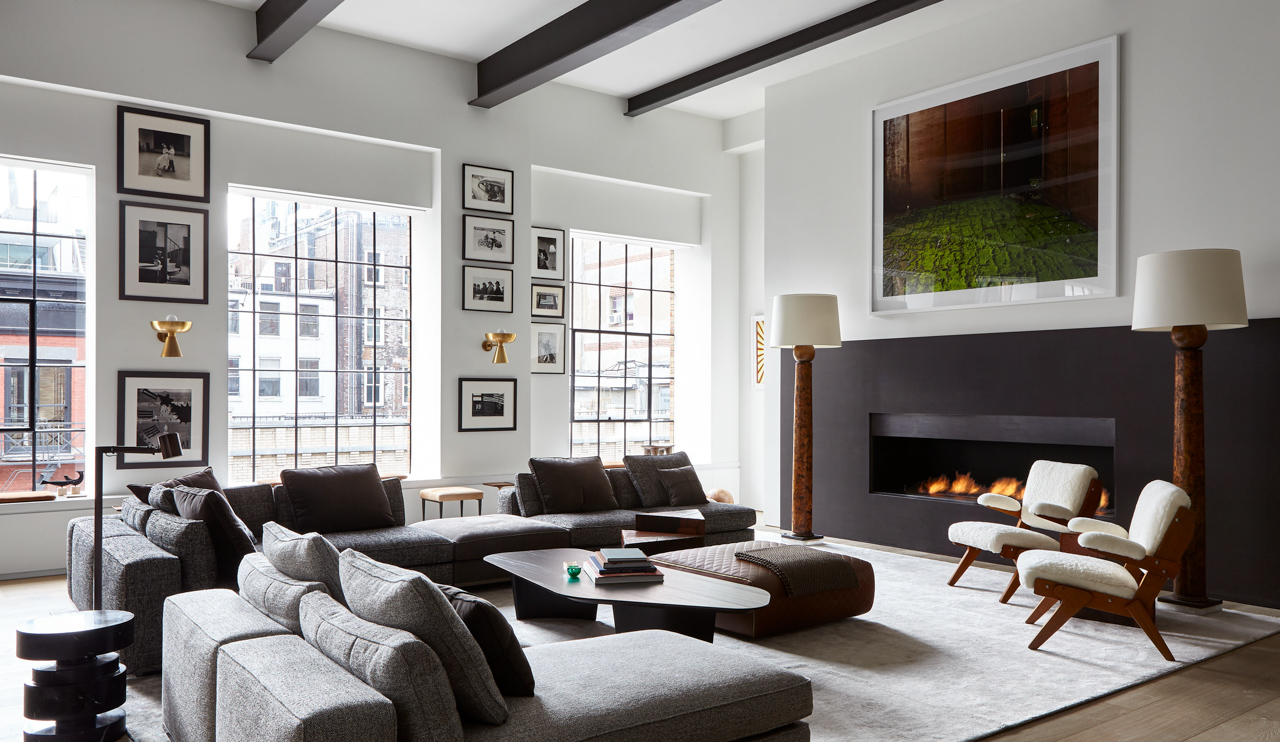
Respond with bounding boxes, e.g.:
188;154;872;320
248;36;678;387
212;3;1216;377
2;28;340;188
0;158;90;492
570;236;674;460
227;193;411;483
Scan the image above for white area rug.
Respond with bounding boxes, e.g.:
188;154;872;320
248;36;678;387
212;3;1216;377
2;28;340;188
119;541;1280;742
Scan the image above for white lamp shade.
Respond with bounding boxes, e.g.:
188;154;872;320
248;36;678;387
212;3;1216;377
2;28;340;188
1132;249;1248;332
770;294;842;348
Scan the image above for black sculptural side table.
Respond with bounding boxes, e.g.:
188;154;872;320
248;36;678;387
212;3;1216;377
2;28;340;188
17;610;134;741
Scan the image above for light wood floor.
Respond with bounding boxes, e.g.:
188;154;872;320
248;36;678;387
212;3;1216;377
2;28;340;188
2;562;1278;741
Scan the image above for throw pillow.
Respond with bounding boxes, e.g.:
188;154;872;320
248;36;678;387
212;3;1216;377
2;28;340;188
279;464;395;534
147;483;178;515
239;553;328;633
300;592;464;742
528;456;617;514
605;468;643;510
170;485;257;585
128;466;224;503
623;451;694;508
438;586;534;696
261;521;345;605
657;465;708;507
339;550;508;724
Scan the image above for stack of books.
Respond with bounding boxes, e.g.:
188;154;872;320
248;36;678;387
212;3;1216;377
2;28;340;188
584;547;664;585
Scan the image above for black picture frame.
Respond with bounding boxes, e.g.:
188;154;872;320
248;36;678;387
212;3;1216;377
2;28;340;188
531;322;566;375
462;163;514;214
462;214;515;264
463;265;514;313
530;226;566;281
458;378;517;432
530;283;565;318
117;106;211;203
116;370;211;469
119;201;209;304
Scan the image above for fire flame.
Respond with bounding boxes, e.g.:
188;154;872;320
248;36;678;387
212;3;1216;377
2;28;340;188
913;473;1113;516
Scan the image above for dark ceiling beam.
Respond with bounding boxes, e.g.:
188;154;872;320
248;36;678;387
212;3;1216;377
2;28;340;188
247;0;346;62
471;0;723;109
626;0;946;116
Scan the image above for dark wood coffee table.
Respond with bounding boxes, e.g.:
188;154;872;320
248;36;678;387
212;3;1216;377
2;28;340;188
484;548;770;642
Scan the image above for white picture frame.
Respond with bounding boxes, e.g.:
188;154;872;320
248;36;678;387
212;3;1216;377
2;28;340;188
530;226;566;281
531;322;565;374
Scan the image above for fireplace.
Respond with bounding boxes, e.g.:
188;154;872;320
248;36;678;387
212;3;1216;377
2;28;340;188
869;413;1116;517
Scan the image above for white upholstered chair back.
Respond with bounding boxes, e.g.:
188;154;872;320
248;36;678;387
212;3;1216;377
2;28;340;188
1127;480;1191;556
1019;461;1098;531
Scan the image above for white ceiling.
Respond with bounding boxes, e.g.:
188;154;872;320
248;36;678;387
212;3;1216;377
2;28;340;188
206;0;1012;120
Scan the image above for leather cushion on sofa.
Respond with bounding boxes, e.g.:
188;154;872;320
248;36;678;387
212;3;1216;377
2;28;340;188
412;514;570;561
326;527;453;568
262;521;345;605
529;510;638;548
340;550;508;725
129;466;225;504
300;591;464;742
657;465;708;507
171;485;257;585
238;553;329;633
528;456;617;513
623;452;694;508
280;464;395;534
439;585;535;697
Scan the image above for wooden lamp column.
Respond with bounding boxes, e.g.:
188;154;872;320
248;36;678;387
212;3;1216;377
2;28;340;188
1132;249;1248;613
770;294;842;542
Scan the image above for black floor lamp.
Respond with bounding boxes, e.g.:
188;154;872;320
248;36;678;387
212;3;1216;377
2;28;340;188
17;432;182;740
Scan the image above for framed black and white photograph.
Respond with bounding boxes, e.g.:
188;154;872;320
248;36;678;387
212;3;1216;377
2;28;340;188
530;283;565;318
119;201;208;303
463;265;513;313
116;371;210;469
463;214;514;264
462;163;513;214
530;226;565;281
531;322;565;374
459;378;516;432
118;106;211;203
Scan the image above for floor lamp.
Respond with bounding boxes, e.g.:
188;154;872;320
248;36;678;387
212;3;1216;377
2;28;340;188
1132;249;1247;613
771;294;842;541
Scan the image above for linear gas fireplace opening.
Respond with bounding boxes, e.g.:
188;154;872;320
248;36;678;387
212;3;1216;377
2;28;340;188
870;413;1116;517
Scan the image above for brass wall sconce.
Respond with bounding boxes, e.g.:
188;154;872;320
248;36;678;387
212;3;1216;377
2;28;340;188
152;315;192;358
482;331;516;364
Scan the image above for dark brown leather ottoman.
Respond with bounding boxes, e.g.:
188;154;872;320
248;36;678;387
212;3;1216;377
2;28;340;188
651;541;874;638
412;514;571;585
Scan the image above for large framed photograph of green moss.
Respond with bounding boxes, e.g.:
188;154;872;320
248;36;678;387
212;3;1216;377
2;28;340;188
873;37;1117;313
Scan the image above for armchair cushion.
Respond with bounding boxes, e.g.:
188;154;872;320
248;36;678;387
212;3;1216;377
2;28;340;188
977;493;1021;513
279;464;396;534
1017;550;1139;599
1069;517;1129;539
623;451;694;508
1078;531;1147;561
528;456;617;514
1024;460;1098;512
1128;480;1192;555
948;521;1059;554
171;485;256;585
262;521;344;605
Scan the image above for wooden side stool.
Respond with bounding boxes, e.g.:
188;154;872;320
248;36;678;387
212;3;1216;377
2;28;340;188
420;487;484;520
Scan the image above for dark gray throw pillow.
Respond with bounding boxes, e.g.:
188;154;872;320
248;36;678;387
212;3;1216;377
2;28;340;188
528;456;617;514
439;586;534;696
623;451;694;508
279;464;394;534
128;466;224;503
170;485;257;585
657;465;708;507
261;521;344;605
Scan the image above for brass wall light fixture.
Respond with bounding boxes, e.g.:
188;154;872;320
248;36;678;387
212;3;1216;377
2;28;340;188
482;331;516;364
152;315;192;358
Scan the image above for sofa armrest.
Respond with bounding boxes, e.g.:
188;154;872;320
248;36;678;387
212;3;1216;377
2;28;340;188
146;511;219;591
514;473;544;517
381;477;406;526
496;487;520;516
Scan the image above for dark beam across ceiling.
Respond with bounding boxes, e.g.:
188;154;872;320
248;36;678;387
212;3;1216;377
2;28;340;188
247;0;346;62
471;0;723;109
626;0;946;116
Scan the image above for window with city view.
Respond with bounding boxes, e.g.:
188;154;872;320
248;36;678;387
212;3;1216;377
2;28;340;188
571;236;674;460
0;159;90;492
227;192;410;483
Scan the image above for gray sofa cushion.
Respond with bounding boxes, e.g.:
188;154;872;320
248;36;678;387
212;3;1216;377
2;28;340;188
223;483;276;543
300;591;464;742
162;589;291;742
641;502;757;534
513;473;544;517
411;514;569;562
217;635;395;742
238;552;329;633
148;482;179;514
340;550;508;725
623;452;694;508
462;630;813;742
120;496;156;534
262;521;344;604
146;510;218;591
529;510;637;548
326;526;453;567
606;468;643;510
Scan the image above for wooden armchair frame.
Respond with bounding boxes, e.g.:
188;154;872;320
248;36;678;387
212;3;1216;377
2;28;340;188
949;478;1104;603
1024;505;1195;661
